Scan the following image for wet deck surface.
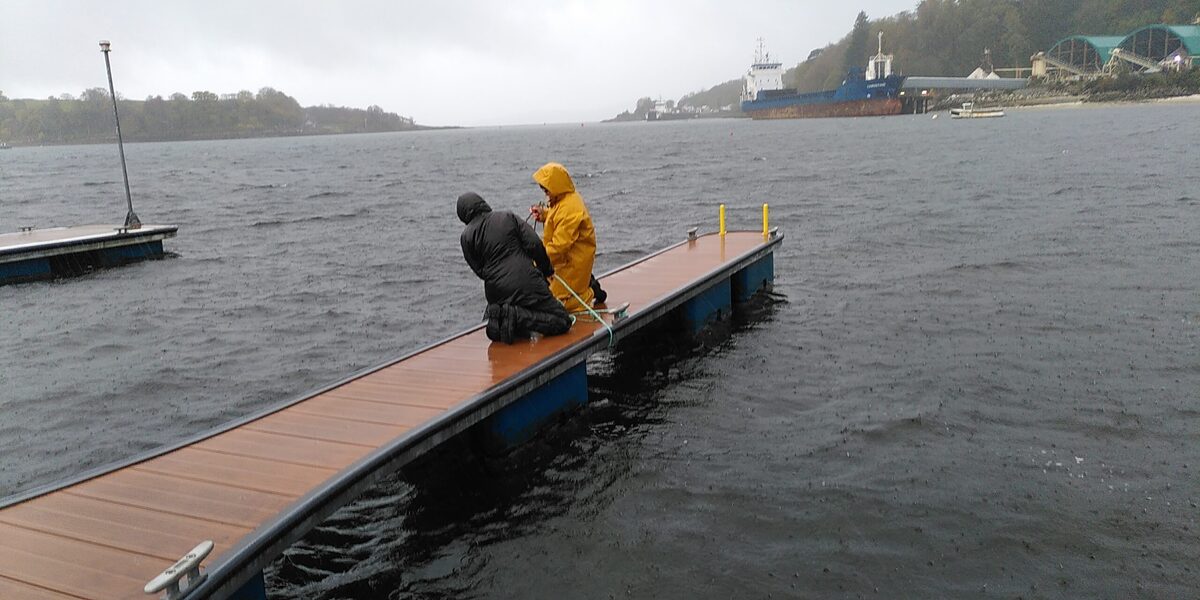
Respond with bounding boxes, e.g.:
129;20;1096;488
0;231;776;599
0;225;177;259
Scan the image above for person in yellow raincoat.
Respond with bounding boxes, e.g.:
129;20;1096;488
530;162;600;313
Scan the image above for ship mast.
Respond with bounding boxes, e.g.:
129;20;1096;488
755;37;767;65
867;31;894;80
744;37;784;103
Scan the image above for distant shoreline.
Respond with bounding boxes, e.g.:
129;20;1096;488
1004;95;1200;111
935;89;1200;113
0;126;460;149
6;94;1196;148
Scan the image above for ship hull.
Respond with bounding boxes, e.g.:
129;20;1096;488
741;69;906;120
743;97;903;119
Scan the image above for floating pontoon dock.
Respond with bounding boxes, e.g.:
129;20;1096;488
0;229;781;600
0;224;178;285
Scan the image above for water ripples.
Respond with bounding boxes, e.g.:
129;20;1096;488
2;105;1199;597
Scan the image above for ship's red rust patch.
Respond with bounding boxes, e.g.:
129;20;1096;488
747;98;903;119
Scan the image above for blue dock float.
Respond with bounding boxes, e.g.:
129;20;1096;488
0;224;178;285
733;253;774;302
0;229;780;600
477;362;590;454
681;277;733;333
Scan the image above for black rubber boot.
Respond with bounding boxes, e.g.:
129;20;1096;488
484;304;504;342
510;304;573;338
590;274;607;305
498;305;517;344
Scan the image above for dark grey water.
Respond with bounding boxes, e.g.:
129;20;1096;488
2;103;1198;598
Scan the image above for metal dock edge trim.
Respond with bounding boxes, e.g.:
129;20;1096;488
0;320;476;511
0;233;712;512
0;230;782;600
0;226;179;263
184;232;783;599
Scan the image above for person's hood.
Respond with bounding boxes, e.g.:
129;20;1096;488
457;192;491;224
532;162;576;202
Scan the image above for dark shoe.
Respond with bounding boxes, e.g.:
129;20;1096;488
590;274;607;304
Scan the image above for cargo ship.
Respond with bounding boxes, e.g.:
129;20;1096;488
741;35;906;119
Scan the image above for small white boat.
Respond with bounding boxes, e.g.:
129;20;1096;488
950;102;1005;119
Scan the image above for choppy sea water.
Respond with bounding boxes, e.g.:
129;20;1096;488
1;103;1198;598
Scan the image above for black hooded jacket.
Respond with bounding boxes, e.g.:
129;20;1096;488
457;192;557;307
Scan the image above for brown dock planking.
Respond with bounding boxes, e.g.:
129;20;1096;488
0;231;780;600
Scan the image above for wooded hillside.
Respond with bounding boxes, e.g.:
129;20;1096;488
790;0;1200;92
0;87;421;145
613;0;1200;115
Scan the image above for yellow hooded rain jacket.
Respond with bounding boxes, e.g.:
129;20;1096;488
532;162;596;312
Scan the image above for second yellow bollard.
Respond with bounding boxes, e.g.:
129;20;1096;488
762;203;769;238
719;204;726;237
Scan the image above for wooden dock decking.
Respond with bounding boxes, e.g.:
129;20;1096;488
0;231;781;599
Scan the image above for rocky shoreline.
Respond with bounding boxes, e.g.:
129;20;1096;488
935;88;1200;112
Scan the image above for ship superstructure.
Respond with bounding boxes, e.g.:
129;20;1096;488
741;38;789;104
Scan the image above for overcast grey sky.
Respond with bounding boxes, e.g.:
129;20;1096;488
1;0;918;126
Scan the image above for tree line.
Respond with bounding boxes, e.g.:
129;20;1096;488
609;80;744;121
612;0;1200;115
0;87;421;145
791;0;1200;92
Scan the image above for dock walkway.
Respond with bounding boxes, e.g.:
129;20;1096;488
0;231;780;599
0;224;178;284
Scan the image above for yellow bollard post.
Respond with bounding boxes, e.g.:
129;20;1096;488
719;204;726;237
762;203;769;238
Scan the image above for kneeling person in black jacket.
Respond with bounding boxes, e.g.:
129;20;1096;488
457;192;573;344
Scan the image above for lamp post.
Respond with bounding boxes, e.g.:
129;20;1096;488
99;40;140;229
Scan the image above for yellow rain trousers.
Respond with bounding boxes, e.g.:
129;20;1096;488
532;162;596;312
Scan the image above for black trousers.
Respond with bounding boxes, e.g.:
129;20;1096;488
485;297;572;344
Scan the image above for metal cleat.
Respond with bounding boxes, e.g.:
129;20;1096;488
144;540;213;600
